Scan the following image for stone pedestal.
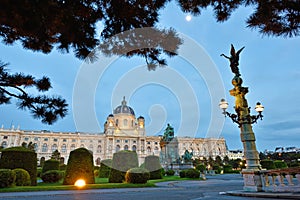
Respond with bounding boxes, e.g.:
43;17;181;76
242;169;262;192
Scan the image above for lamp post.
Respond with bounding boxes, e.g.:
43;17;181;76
220;44;264;191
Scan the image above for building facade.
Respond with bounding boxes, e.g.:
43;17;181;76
0;97;227;165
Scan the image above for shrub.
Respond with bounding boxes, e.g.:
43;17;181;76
144;155;162;179
179;170;186;178
99;159;112;178
0;146;37;185
41;170;63;183
223;165;233;173
12;168;31;186
161;168;165;176
260;160;276;170
165;169;175;176
274;160;288;169
186;168;200;178
213;165;222;174
109;151;138;183
196;164;206;173
0;169;16;188
42;159;59;174
125;167;150;184
37;167;43;178
63;148;95;185
59;164;67;171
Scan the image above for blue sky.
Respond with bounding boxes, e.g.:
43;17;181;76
1;2;300;152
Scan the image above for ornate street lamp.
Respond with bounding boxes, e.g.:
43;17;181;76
220;44;264;191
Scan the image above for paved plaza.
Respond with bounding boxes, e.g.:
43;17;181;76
1;174;299;200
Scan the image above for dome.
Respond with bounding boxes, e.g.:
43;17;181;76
113;97;135;116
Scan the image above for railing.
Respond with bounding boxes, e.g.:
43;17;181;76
260;167;300;192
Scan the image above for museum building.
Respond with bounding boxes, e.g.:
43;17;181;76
0;97;227;165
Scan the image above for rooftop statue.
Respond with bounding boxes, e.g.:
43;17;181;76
220;44;245;77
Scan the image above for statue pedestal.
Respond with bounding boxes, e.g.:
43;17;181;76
242;169;262;192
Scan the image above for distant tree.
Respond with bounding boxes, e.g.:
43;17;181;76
223;155;230;165
215;155;223;166
0;62;67;124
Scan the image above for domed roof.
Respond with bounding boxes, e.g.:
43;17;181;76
113;97;135;116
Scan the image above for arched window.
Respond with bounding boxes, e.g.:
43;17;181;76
1;141;7;148
60;157;65;165
70;144;76;151
131;120;134;127
116;145;120;152
42;143;48;152
124;145;129;150
34;143;38;151
89;144;93;152
61;144;67;153
154;146;159;154
147;146;151;154
97;145;102;153
124;119;128;126
51;144;58;152
132;145;136;151
116;119;119;126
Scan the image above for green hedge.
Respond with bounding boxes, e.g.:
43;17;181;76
144;155;162;179
12;168;31;186
41;170;63;183
109;151;138;183
260;160;276;170
196;164;206;173
0;169;16;188
125;167;150;184
0;146;37;185
180;168;200;178
99;159;112;178
165;169;175;176
42;159;59;174
274;160;288;169
63;148;95;185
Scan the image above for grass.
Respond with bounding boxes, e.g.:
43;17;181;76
0;176;203;193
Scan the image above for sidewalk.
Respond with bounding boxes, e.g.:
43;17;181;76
223;190;300;199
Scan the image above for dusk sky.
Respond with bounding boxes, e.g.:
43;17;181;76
1;2;299;152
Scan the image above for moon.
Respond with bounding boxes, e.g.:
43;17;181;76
185;15;192;22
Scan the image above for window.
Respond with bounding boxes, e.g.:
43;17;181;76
125;140;128;143
116;145;120;152
116;119;119;126
116;139;120;143
53;138;58;142
34;143;38;151
44;138;48;141
80;144;84;148
61;144;67;153
72;139;76;142
63;139;67;142
124;145;129;150
24;137;29;141
147;141;150;144
51;144;58;152
98;140;102;143
154;142;158;145
133;140;136;143
147;147;151;154
70;144;76;151
154;146;159;154
132;145;136;151
3;136;8;139
97;145;102;153
34;137;39;141
124;119;128;126
42;143;48;152
1;141;7;148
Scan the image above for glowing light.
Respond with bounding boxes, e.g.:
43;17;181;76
185;15;192;22
74;179;86;187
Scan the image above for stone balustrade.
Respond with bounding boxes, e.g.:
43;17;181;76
260;167;300;192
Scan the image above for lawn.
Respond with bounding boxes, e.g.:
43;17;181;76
0;176;203;193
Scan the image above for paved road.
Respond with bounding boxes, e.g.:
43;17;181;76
0;174;292;200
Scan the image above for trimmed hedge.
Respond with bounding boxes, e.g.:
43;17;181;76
179;168;200;178
165;169;175;176
41;170;63;183
63;148;95;185
274;160;288;169
99;159;112;178
196;164;206;173
125;167;150;184
12;168;31;186
0;169;16;188
0;146;37;185
144;155;162;179
260;160;276;170
42;159;59;174
109;151;138;183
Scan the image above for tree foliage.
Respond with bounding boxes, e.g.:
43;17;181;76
0;62;68;124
